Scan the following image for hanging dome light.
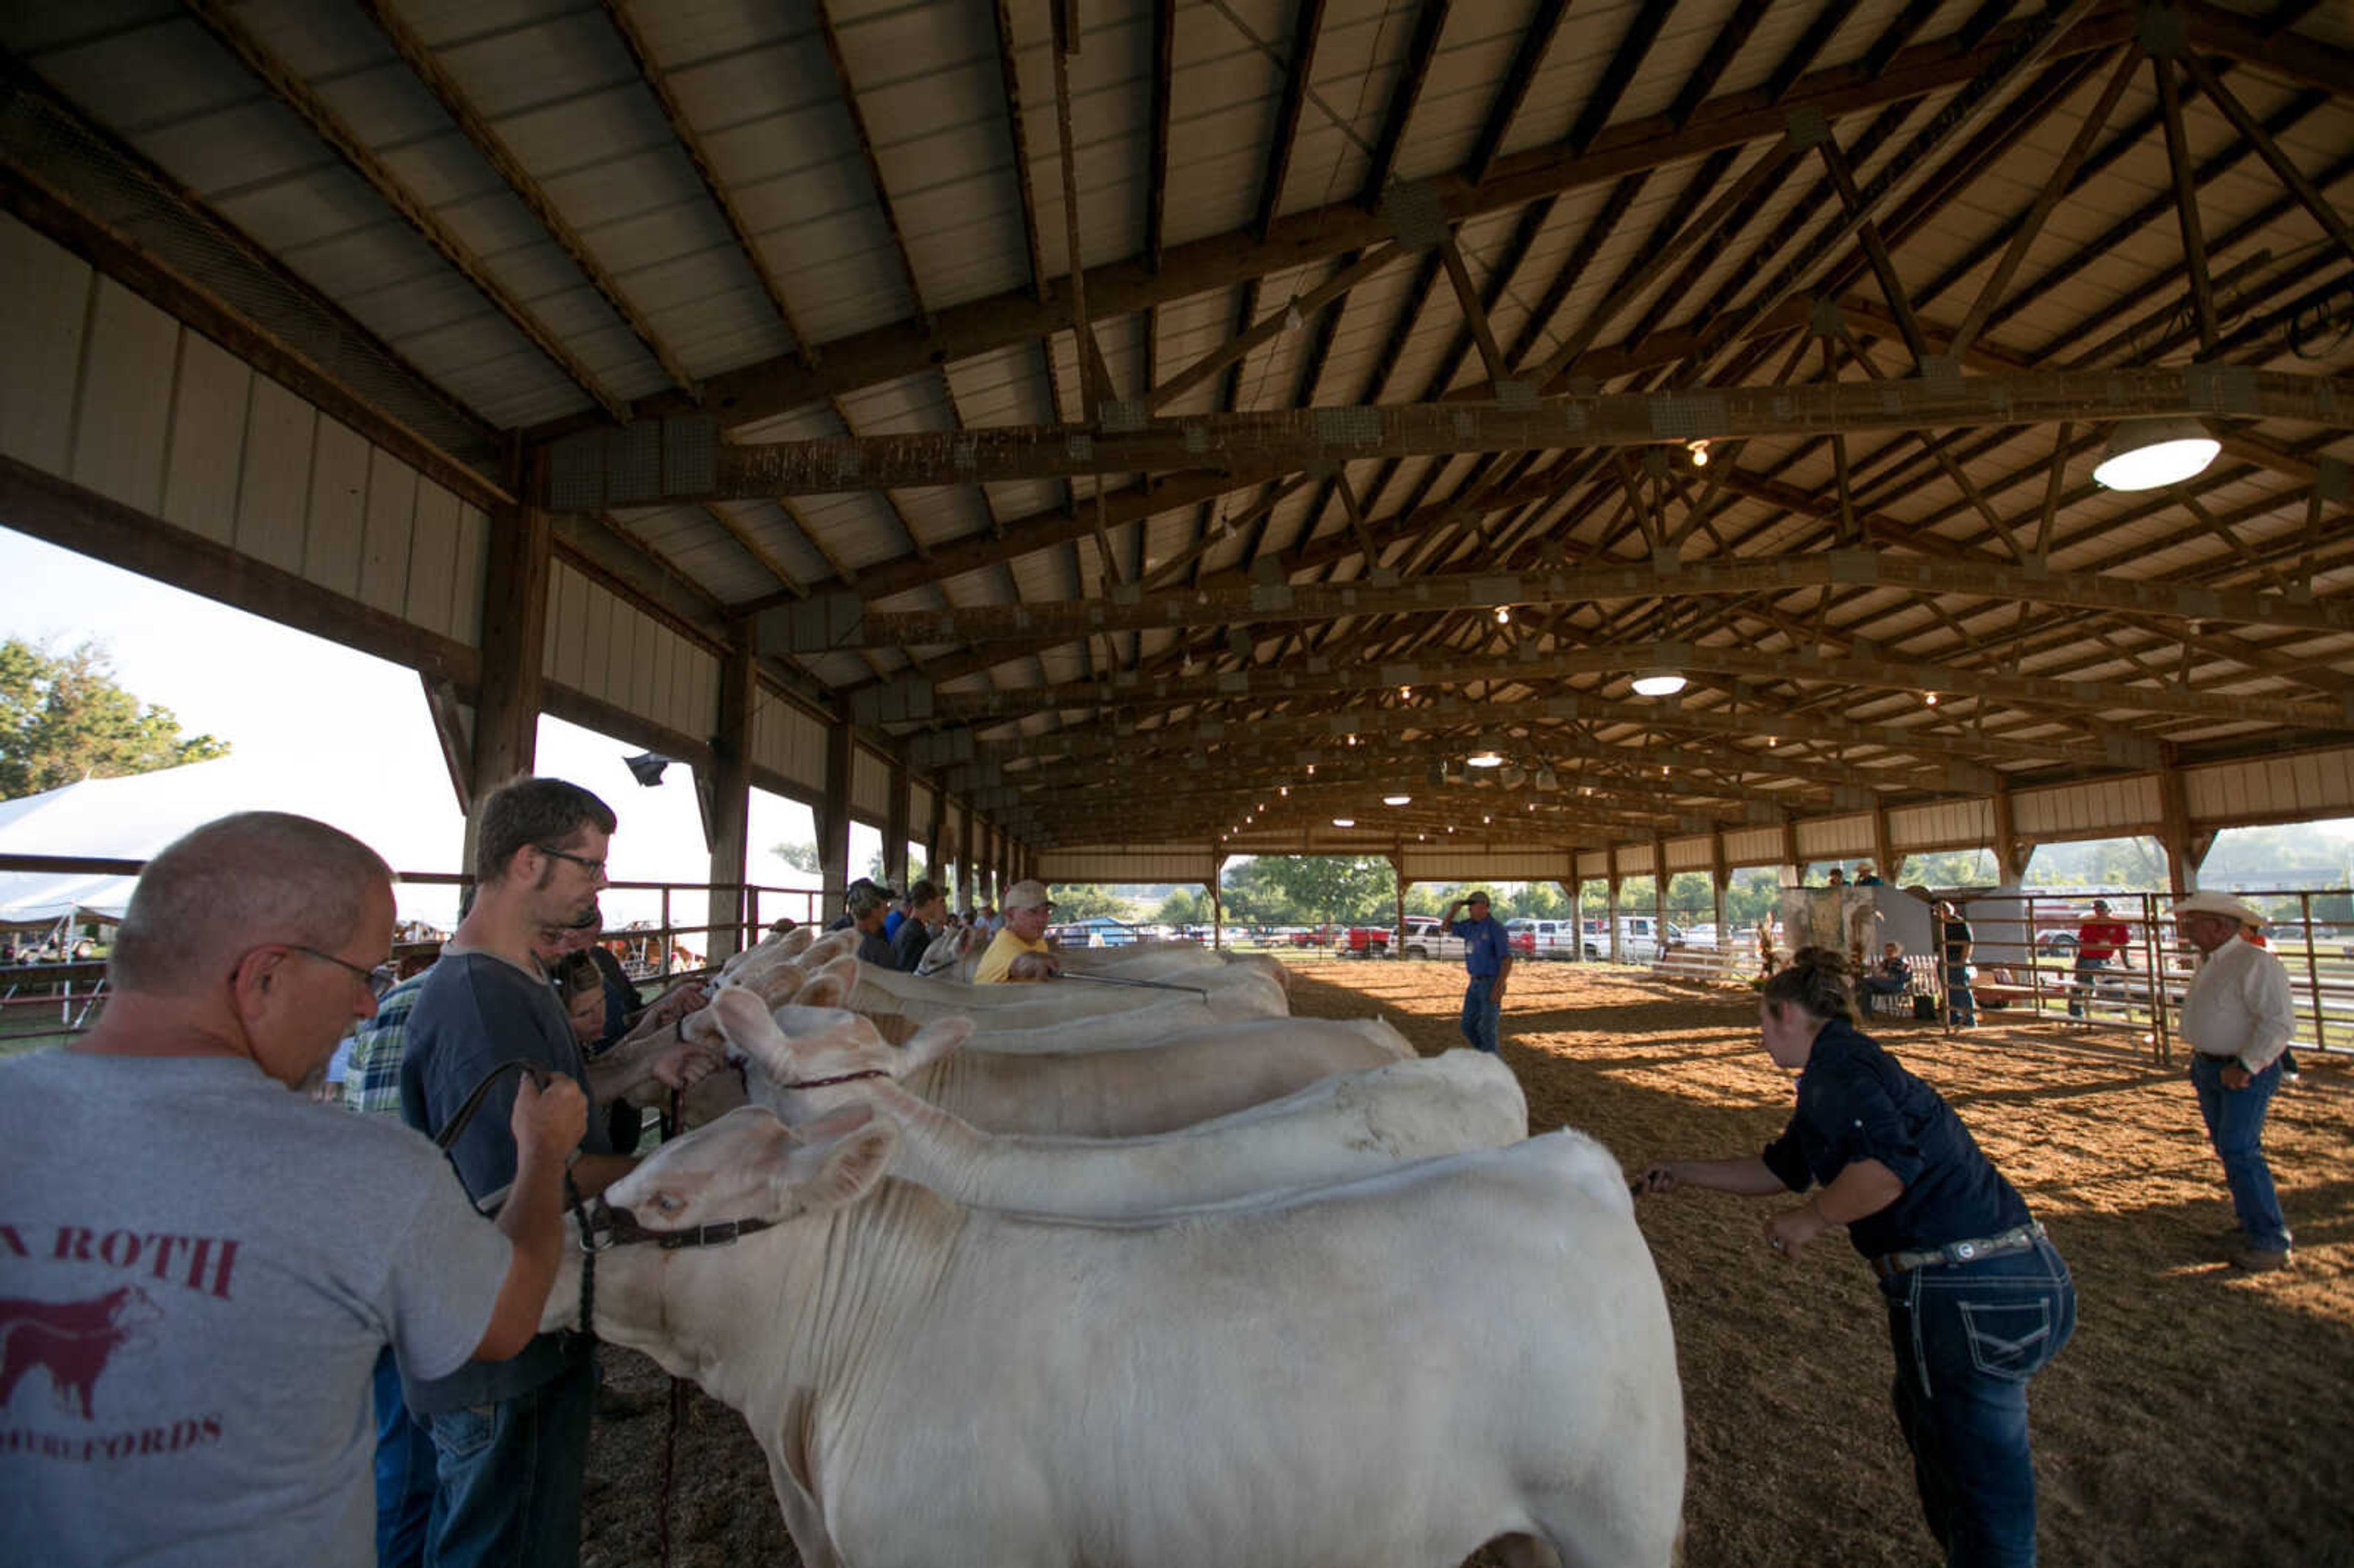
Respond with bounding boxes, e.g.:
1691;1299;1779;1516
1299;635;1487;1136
2092;416;2218;490
1631;671;1688;698
1466;750;1506;768
1383;794;1412;806
1331;817;1355;828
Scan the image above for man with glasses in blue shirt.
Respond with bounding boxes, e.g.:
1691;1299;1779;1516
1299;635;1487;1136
398;777;721;1568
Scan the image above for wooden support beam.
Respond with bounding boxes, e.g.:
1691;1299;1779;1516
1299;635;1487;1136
622;367;2354;499
780;534;2354;647
2179;51;2354;273
813;0;929;327
922;636;2344;733
563;7;2136;440
354;0;696;398
1146;0;1176;272
1360;0;1452;205
2150;50;2220;355
419;675;475;821
180;0;628;420
1255;0;1328;241
818;710;855;915
992;0;1048;302
1950;46;2140;360
1049;17;1099;420
1466;0;1569;186
598;0;818;360
705;628;756;961
1144;244;1405;413
467;456;554;866
1437;234;1511;387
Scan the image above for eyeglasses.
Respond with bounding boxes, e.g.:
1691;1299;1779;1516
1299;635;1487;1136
536;845;608;879
289;945;389;995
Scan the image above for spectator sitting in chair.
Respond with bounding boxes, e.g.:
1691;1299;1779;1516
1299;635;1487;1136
1859;942;1911;1002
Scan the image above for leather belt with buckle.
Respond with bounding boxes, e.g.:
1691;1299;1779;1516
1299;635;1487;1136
1871;1221;2045;1279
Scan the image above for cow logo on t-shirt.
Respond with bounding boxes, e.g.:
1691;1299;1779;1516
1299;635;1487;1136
0;1285;161;1419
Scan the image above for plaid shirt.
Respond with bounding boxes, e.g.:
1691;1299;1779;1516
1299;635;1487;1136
345;969;433;1119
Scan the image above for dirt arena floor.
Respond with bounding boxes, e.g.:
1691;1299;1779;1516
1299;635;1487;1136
578;957;2354;1568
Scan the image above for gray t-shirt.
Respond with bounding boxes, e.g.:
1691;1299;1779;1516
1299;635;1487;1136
0;1050;509;1567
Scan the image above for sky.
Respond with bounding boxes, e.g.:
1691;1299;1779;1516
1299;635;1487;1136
0;528;876;942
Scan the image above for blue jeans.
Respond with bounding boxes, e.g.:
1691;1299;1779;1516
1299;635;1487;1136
2190;1055;2290;1251
1460;975;1501;1053
374;1347;437;1568
1880;1235;2076;1567
2065;957;2108;1018
1945;963;1976;1025
424;1358;596;1568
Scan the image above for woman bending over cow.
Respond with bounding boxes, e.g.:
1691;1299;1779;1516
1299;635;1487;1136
1640;947;2075;1568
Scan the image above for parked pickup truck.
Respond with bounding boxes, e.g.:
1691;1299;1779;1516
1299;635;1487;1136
1336;925;1395;957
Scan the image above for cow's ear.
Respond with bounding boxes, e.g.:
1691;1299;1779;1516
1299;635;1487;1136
801;1108;896;1212
795;968;851;1008
714;989;797;1077
898;1015;972;1071
777;926;815;958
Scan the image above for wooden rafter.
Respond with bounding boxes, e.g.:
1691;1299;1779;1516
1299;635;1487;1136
1465;0;1569;187
1254;0;1328;243
1146;0;1176;273
813;0;929;327
1358;0;1450;206
596;0;818;362
180;0;628;419
2151;48;2221;354
565;6;2138;440
352;0;697;399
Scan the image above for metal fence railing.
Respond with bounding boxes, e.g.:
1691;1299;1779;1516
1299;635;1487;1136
0;853;828;1054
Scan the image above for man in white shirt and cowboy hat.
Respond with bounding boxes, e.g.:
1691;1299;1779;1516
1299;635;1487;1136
2174;890;2296;1271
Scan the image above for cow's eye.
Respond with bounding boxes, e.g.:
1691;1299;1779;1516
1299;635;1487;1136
652;1193;684;1214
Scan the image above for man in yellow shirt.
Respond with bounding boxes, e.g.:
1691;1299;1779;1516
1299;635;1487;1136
973;880;1060;983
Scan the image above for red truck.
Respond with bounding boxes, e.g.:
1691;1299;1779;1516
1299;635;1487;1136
1336;925;1394;957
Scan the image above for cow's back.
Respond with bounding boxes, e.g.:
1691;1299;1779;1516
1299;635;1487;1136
912;1022;1401;1135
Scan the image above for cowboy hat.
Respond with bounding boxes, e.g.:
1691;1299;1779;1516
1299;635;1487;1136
2173;890;2266;926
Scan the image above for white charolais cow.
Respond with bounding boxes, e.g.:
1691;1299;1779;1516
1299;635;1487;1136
714;990;1523;1217
846;951;1289;1024
552;1105;1685;1568
791;961;1288;1055
742;1000;1409;1136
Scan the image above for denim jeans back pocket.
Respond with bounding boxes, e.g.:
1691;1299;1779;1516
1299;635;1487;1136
429;1402;499;1462
1957;1299;2052;1382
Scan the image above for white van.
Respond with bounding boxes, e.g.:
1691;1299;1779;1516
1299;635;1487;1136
1580;916;1687;962
1505;918;1578;960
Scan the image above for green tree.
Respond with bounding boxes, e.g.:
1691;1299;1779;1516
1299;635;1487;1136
1154;887;1209;925
1236;856;1397;924
0;638;229;800
1048;884;1140;921
769;841;821;874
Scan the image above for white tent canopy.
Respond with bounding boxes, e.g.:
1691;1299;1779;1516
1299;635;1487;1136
0;756;465;927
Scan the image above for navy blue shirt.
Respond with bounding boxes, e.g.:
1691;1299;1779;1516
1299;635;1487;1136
1450;914;1511;978
1759;1018;2030;1260
398;951;616;1414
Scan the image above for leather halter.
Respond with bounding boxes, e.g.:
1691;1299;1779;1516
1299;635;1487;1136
577;1195;775;1254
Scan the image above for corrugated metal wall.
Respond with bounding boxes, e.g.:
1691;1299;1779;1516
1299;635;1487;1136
910;781;934;837
1886;799;1995;853
1399;848;1577;881
1;214;490;649
2184;749;2354;825
750;691;828;798
2013;775;2165;839
1663;835;1714;872
1796;815;1875;859
1038;845;1221;883
539;560;719;745
851;747;890;822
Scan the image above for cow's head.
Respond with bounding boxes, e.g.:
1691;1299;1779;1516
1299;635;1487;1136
712;989;970;1124
545;1104;897;1336
796;929;860;969
913;923;972;976
612;1102;894;1229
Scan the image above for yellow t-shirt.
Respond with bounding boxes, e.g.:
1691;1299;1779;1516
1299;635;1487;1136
973;927;1051;984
